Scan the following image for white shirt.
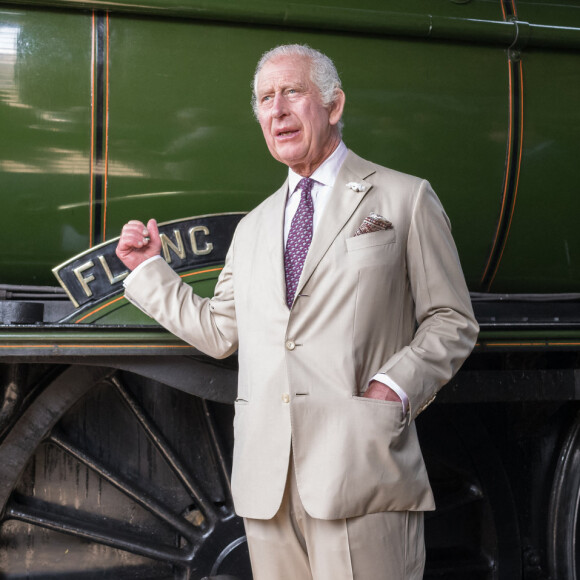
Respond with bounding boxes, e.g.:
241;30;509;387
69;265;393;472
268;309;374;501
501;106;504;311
126;141;409;413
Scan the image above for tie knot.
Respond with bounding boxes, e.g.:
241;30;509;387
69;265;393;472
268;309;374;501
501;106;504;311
297;177;315;197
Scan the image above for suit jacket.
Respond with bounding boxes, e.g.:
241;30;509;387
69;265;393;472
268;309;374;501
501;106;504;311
124;150;478;520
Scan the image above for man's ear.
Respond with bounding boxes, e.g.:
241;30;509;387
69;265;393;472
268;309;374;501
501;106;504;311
329;89;346;127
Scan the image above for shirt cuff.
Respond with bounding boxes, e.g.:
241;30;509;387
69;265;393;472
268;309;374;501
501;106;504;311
371;373;409;415
123;255;164;287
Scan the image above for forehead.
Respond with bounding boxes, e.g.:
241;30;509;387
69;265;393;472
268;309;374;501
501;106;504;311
256;55;313;92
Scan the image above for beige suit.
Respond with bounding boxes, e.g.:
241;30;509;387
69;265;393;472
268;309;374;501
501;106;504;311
125;150;478;522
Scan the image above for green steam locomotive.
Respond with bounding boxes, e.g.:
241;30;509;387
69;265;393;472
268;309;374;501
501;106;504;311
0;0;579;578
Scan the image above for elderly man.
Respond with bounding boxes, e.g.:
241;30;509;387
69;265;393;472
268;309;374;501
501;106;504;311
117;44;478;579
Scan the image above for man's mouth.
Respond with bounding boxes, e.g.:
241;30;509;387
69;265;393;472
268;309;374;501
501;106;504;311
276;129;299;138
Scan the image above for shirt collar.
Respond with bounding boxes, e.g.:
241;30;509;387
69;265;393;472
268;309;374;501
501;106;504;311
287;141;348;196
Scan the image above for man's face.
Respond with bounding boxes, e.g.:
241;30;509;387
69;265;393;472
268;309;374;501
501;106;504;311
255;55;344;176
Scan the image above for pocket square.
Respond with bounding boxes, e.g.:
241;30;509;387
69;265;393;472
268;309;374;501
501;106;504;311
355;212;393;236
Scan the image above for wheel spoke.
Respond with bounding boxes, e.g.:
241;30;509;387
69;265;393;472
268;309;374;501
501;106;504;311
110;375;221;525
6;498;192;564
49;429;202;542
201;400;233;504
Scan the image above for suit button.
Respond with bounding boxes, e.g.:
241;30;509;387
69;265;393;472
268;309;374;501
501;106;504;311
285;340;296;350
282;393;290;404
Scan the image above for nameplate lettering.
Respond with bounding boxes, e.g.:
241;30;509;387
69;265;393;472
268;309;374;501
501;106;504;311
53;213;245;308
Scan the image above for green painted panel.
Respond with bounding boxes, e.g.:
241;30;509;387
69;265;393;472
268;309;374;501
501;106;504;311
277;0;504;20
517;0;580;28
489;49;580;292
0;8;91;284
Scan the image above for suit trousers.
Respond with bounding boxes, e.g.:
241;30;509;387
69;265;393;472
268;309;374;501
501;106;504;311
243;453;425;580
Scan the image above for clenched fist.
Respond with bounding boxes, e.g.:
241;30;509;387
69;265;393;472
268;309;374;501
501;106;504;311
116;219;162;271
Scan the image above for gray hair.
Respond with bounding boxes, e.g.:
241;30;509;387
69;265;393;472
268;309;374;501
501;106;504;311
251;44;344;131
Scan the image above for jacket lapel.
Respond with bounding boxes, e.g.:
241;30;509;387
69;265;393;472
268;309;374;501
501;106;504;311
294;151;376;300
264;178;290;307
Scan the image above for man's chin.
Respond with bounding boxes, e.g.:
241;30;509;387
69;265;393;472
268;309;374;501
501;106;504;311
275;150;309;171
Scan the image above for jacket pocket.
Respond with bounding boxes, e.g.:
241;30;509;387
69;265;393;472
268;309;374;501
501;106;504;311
352;395;404;421
346;228;396;252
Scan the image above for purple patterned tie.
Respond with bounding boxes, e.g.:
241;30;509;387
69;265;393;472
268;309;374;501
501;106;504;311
285;177;315;308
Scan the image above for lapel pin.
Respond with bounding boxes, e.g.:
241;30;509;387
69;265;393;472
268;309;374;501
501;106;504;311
346;182;366;193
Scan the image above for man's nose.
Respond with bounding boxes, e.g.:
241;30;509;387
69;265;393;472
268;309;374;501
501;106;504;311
271;93;288;118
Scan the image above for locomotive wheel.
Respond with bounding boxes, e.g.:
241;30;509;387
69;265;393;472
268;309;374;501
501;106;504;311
419;406;522;580
548;409;580;580
0;364;251;579
0;365;522;579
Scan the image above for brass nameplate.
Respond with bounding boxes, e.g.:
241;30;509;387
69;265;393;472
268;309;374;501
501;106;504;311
53;213;245;308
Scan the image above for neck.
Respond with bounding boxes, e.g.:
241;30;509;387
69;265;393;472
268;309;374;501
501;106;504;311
291;133;341;177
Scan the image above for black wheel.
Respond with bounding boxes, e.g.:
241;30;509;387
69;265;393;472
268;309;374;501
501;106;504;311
548;409;580;580
0;364;251;579
419;405;522;579
0;365;526;579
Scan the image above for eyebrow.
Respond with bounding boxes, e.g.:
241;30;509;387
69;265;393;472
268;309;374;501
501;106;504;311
258;81;308;97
